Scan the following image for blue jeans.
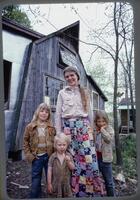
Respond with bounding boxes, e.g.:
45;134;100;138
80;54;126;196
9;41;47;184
30;153;49;198
98;157;115;196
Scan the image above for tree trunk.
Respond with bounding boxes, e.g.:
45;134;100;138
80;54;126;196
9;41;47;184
125;73;130;134
113;58;123;165
128;67;136;131
113;2;123;166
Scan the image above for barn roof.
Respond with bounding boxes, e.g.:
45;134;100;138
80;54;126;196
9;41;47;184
34;20;80;53
118;97;136;110
87;75;108;101
2;17;107;101
2;16;45;41
118;97;131;105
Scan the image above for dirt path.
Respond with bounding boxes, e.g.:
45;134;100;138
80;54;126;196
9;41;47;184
6;159;47;199
6;159;137;199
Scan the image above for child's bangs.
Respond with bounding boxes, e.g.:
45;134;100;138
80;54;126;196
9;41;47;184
40;105;50;112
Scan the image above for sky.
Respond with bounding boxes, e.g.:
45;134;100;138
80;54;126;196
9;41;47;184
20;3;134;112
21;3;108;36
21;3;113;68
20;3;117;112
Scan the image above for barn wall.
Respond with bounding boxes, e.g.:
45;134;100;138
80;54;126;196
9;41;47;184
15;35;89;151
7;30;106;153
99;96;105;110
3;30;32;109
3;30;33;154
16;43;43;151
15;37;60;150
121;110;127;126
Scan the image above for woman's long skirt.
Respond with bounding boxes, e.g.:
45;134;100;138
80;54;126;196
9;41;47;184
62;117;104;197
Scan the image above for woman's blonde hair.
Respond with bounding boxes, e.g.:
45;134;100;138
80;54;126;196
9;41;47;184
54;133;71;148
94;110;109;125
31;102;52;125
79;85;90;113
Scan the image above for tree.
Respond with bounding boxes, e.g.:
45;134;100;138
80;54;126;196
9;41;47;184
2;5;31;28
86;61;114;112
85;2;134;166
112;2;123;166
120;11;135;131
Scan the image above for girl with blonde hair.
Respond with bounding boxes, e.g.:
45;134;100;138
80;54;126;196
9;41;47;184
23;102;56;198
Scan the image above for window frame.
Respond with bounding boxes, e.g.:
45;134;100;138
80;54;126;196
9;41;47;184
57;42;78;69
92;90;99;111
43;74;64;111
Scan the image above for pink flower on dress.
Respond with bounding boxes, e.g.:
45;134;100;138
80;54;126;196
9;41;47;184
82;134;89;141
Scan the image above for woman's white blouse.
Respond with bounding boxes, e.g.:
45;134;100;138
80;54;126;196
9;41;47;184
55;86;93;134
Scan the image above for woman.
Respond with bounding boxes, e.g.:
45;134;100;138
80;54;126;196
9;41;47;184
55;66;103;197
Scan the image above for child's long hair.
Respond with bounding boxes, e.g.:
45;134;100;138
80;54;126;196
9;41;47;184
94;110;109;126
31;103;52;126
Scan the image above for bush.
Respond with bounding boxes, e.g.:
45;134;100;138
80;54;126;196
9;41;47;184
121;134;137;178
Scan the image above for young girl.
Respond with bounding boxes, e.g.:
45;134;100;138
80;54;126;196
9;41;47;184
47;133;75;198
23;103;56;198
94;110;115;196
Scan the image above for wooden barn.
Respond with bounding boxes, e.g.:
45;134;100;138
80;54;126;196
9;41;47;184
2;17;107;160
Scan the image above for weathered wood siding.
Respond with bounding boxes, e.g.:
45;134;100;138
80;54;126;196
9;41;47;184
16;33;105;150
16;37;61;150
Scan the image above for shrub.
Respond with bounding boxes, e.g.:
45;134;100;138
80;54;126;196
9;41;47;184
121;134;137;178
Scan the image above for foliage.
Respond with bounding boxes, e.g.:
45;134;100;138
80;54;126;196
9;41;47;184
2;5;31;28
86;62;113;90
121;134;136;178
113;134;136;179
86;2;134;166
86;62;114;112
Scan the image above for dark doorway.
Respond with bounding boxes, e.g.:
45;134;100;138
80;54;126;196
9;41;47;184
3;60;12;109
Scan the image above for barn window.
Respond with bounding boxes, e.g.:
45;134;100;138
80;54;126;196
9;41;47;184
93;91;99;111
43;75;64;108
3;60;12;110
58;43;78;68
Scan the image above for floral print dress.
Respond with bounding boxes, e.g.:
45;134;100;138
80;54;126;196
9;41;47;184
62;117;104;197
